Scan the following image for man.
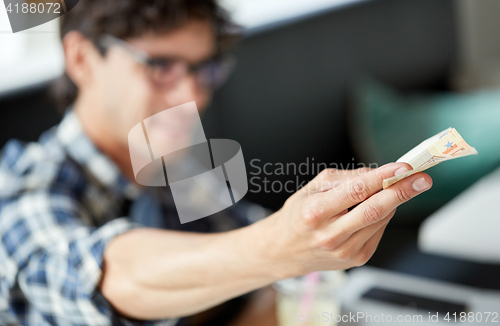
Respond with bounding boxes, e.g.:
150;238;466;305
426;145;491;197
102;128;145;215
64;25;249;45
0;0;433;325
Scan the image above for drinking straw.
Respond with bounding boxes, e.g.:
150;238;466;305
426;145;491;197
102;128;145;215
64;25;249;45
298;271;321;325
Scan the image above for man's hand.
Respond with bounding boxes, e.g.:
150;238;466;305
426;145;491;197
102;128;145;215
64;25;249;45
101;163;431;320
259;163;432;277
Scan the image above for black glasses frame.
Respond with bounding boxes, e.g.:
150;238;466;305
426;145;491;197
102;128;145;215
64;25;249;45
95;34;236;90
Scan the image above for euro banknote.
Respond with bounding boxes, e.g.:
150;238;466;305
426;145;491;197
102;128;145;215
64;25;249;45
382;128;478;188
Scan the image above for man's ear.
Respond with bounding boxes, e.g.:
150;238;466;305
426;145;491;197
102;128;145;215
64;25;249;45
62;31;100;88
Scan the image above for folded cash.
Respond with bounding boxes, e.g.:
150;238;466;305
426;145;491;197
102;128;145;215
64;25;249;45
382;128;478;189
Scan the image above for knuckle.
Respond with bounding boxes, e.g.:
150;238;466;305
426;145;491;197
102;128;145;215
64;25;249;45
333;247;352;262
338;227;351;240
301;200;322;228
373;169;386;185
353;250;371;267
316;168;338;181
347;180;369;203
315;232;336;251
318;168;331;177
332;180;343;188
325;168;338;176
357;167;371;175
363;202;383;224
395;187;413;203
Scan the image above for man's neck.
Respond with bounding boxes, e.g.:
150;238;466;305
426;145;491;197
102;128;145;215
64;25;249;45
73;96;136;182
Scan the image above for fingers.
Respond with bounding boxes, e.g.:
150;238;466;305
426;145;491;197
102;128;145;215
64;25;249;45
339;209;394;254
301;163;413;223
318;209;394;253
335;172;432;237
354;221;388;266
336;214;391;267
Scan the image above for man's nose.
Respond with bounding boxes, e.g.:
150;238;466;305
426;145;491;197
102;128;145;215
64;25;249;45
163;74;198;107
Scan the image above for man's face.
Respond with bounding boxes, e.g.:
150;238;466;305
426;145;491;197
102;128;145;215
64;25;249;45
86;19;216;155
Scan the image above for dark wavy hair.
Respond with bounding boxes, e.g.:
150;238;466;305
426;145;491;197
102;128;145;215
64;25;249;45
51;0;241;111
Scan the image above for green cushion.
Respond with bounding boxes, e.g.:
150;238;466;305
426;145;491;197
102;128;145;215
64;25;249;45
350;78;500;223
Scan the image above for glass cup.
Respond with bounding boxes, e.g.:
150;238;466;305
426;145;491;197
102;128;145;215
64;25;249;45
273;271;346;326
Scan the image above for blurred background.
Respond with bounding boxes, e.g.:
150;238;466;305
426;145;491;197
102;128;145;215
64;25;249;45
1;0;500;323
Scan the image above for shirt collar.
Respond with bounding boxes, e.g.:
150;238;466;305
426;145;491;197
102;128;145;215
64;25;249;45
56;108;140;199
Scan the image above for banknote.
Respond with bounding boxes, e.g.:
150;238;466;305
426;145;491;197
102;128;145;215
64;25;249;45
382;128;478;188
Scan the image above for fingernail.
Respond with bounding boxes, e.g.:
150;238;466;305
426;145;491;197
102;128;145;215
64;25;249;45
413;178;431;192
395;167;409;176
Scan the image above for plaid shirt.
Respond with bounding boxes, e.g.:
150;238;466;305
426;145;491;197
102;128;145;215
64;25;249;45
0;109;268;326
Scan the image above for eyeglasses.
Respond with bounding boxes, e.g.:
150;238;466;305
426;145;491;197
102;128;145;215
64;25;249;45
95;34;235;90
